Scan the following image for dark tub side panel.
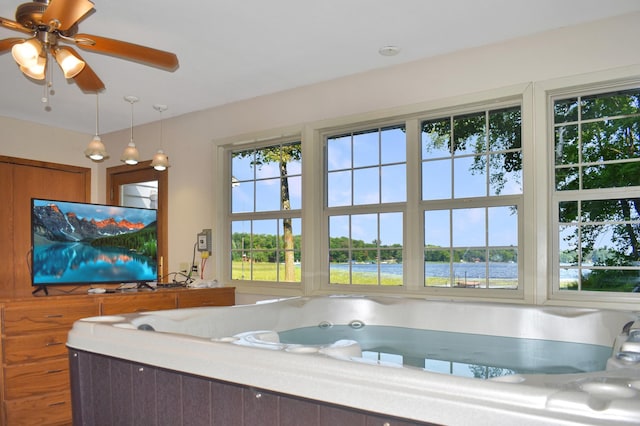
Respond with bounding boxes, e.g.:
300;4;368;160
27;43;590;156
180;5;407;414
68;349;436;426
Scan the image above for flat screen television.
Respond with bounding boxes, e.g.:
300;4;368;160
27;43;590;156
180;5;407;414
31;198;158;293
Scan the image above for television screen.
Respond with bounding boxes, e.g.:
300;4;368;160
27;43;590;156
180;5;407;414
31;198;158;288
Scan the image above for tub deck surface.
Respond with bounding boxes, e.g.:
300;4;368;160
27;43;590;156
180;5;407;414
67;295;640;425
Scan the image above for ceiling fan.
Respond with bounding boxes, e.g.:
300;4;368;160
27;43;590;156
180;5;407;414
0;0;178;92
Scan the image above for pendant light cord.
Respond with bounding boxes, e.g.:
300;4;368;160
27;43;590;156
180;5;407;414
95;93;100;136
130;99;134;143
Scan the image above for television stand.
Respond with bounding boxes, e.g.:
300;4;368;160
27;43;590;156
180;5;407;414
136;282;156;291
32;286;49;296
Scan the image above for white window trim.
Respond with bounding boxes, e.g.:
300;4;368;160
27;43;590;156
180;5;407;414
215;66;640;309
534;65;640;310
313;84;532;301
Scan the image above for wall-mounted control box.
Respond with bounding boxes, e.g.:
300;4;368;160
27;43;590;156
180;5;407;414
197;229;212;255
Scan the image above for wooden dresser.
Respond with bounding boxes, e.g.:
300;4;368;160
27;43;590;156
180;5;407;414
0;287;235;426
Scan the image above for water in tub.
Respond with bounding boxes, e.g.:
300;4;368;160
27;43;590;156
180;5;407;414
278;325;612;379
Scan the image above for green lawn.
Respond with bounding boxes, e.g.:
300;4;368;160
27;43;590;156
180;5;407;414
232;261;517;288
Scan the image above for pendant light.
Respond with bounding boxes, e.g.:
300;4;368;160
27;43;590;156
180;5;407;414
121;95;140;165
84;92;109;161
150;104;170;171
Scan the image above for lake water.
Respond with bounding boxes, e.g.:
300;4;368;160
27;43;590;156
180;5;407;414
279;325;611;378
330;262;579;280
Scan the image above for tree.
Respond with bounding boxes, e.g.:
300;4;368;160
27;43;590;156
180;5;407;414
555;91;640;282
232;142;301;281
422;107;522;196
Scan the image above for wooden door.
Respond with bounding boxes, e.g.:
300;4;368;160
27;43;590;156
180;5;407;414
106;160;168;282
0;156;90;297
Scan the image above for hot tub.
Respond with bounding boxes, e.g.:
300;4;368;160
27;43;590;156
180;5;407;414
67;295;640;425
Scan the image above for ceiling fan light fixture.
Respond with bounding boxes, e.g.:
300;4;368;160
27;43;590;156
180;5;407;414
54;48;85;78
84;135;108;161
19;55;46;80
151;150;169;171
11;38;41;68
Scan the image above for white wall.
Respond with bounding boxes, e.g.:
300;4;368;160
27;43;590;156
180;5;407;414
2;13;640;304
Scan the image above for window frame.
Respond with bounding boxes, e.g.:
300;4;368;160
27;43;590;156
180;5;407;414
547;81;640;303
225;136;304;289
319;99;526;299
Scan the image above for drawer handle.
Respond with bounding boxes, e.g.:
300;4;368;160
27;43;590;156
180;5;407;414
46;369;64;374
48;401;66;407
45;314;64;318
45;341;63;347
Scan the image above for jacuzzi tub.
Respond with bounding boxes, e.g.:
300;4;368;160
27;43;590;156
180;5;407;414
67;295;640;425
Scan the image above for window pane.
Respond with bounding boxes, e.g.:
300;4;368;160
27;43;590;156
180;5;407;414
328;170;351;207
488;249;518;289
351;214;377;244
454;156;486;198
353;131;379;168
423;159;451;200
555;167;579;191
490;152;522;196
422;118;451;159
232;150;255;181
581;89;640;120
255;178;280;211
231;142;302;214
583;162;640;189
380;212;403;246
328;213;403;286
329;215;349;240
488;206;517;246
489;107;521;150
381;126;407;164
425;210;450;247
254;155;280;179
554;97;578;124
327;125;406;208
559;201;579;223
354;168;380;205
554;125;579;166
453;112;485;156
287;175;302;210
582;119;640;163
381;164;406;203
231;180;254;213
452;208;485;247
327;134;351;171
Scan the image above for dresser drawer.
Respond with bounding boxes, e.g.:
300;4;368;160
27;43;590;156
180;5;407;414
178;288;235;308
3;301;99;335
4;390;71;426
101;292;177;315
4;358;69;400
3;331;69;365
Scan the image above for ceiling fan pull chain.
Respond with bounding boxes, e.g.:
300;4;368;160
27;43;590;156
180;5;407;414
42;51;53;112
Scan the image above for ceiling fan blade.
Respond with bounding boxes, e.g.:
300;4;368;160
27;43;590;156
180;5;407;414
57;46;105;92
0;16;33;34
75;33;179;71
0;38;25;54
42;0;94;31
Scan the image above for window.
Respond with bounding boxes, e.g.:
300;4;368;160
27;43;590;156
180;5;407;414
230;141;302;283
326;125;406;286
553;87;640;294
422;107;522;289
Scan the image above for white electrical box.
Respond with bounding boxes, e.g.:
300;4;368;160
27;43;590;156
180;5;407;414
197;229;212;254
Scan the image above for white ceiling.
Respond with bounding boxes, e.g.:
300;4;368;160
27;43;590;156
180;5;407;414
1;0;640;134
